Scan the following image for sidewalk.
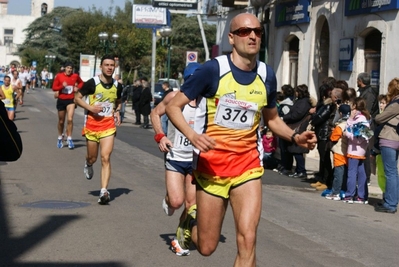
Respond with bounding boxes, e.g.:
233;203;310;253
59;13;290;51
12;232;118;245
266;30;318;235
124;102;383;198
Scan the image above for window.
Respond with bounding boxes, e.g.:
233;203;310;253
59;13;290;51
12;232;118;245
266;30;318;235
4;29;13;46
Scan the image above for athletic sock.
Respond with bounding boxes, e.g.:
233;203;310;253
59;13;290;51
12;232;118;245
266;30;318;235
67;136;72;140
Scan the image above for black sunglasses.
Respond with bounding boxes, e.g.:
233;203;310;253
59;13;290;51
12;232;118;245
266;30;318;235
231;27;263;38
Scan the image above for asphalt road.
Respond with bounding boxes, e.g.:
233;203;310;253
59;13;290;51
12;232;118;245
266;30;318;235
1;89;398;267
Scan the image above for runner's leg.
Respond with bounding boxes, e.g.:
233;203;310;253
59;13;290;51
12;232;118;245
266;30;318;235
65;103;75;137
230;178;262;267
57;109;66;136
98;135;114;189
193;187;228;256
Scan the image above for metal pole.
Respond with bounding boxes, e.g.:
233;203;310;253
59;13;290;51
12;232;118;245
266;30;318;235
167;38;171;81
150;28;156;96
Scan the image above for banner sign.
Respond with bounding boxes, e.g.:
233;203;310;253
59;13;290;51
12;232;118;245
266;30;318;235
339;38;354;71
152;0;198;10
275;0;310;27
345;0;399;16
132;5;168;28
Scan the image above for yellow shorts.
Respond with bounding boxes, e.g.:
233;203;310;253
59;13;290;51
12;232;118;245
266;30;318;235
84;127;116;143
194;167;264;199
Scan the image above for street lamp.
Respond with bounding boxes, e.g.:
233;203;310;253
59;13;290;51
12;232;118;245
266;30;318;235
159;26;172;81
45;54;56;86
98;32;119;55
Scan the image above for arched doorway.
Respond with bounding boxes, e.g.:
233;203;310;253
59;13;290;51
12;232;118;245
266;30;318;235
318;18;330;89
364;28;381;94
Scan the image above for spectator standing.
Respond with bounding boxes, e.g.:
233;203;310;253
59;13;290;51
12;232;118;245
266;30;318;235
374;78;399;213
310;88;342;190
139;78;152;129
283;84;312;178
262;127;277;169
131;79;142;125
343;97;372;204
325;104;350;200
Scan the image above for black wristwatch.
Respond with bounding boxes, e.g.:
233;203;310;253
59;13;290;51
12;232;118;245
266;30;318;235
291;132;299;144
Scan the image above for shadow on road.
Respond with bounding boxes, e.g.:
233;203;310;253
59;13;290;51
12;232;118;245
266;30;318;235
88;188;132;201
0;177;127;266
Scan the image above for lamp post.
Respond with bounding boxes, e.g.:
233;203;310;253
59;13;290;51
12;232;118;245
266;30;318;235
45;54;56;87
93;32;119;77
98;32;119;55
159;26;172;81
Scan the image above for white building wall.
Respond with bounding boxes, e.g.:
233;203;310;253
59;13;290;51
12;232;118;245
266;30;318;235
0;0;53;67
216;1;399;99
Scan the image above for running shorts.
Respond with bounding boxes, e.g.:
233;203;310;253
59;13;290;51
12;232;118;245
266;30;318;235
165;159;193;176
194;167;263;199
84;128;116;143
56;99;75;111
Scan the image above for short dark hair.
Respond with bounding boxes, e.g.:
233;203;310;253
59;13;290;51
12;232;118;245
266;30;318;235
140;77;148;82
162;81;170;88
4;75;10;80
100;55;115;65
281;84;294;98
295;84;310;99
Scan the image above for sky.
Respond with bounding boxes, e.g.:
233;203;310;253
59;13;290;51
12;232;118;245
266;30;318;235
7;0;129;15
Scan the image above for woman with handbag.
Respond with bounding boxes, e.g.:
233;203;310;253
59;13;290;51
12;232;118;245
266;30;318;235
374;78;399;213
282;84;312;178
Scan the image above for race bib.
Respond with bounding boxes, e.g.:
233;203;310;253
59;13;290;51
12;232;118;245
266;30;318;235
62;85;73;94
97;102;113;117
174;131;193;152
2;99;11;104
214;97;258;130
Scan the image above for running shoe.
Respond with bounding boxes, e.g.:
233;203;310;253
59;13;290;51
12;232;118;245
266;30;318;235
98;190;110;205
325;193;341;201
57;138;63;149
342;197;354;204
67;139;74;149
162;198;174;216
353;197;368;204
84;162;94;180
170;238;190;256
176;204;197;249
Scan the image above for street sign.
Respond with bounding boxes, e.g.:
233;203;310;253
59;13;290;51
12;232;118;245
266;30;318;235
186;51;198;65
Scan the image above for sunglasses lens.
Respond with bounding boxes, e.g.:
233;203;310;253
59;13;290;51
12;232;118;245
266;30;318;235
233;28;262;37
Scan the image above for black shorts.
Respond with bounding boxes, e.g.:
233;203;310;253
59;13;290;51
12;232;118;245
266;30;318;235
56;99;75;111
22;85;26;93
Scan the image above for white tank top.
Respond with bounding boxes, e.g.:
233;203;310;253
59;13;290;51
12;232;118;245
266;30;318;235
166;103;196;162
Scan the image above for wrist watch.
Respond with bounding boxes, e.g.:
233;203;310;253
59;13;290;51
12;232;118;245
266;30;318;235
291;132;299;144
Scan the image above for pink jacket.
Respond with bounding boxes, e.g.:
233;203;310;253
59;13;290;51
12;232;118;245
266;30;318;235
345;111;370;158
262;135;277;153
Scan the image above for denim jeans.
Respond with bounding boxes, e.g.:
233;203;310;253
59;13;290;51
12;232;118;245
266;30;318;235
120;102;126;122
161;114;168;134
293;153;306;174
346;158;368;199
380;146;399;210
332;165;347;195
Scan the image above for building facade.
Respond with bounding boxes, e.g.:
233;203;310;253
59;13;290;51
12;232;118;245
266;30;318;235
214;0;399;98
0;0;54;67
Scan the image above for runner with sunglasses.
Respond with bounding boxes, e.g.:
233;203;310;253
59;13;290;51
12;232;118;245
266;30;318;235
166;13;317;265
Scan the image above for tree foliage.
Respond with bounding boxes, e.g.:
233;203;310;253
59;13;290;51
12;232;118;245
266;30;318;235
18;0;216;83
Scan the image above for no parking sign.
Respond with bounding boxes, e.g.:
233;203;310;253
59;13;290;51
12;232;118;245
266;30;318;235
186;51;198;65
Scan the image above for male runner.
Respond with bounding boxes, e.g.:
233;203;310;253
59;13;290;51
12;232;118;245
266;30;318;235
0;76;21;121
75;55;122;205
18;66;30;103
10;70;22;107
150;63;200;256
166;13;317;266
52;62;84;149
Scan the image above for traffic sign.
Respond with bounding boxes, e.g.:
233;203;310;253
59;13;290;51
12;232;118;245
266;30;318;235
186;51;198;65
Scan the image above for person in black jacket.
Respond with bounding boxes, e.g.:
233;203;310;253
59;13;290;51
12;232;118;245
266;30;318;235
0;100;23;161
131;79;142;125
139;79;152;129
310;88;342;190
282;84;311;178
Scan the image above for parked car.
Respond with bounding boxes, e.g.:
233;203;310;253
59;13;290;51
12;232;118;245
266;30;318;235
153;82;164;106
